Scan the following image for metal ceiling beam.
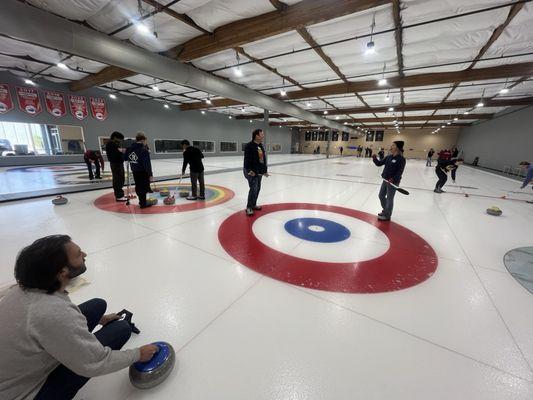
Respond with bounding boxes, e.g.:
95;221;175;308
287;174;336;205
0;0;354;133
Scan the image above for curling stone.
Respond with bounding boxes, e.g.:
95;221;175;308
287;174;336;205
163;195;175;205
159;188;170;197
129;341;175;389
178;188;189;198
486;206;502;216
146;197;158;206
52;195;68;205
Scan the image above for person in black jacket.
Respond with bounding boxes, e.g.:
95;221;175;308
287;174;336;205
372;141;406;221
125;133;153;208
426;148;435;167
434;158;463;193
180;140;205;200
243;129;269;216
378;148;385;160
105;131;127;201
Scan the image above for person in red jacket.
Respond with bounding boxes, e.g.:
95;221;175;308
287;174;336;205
83;150;104;180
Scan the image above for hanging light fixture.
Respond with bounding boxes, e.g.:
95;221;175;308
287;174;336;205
365;14;376;54
500;78;509;94
205;97;212;105
378;62;387;86
477;89;485;107
164;104;169;109
280;78;287;96
384;89;390;101
233;51;243;77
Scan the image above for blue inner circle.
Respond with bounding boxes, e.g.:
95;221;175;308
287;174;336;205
284;218;351;243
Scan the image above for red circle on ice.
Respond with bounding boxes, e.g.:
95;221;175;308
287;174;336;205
218;203;438;293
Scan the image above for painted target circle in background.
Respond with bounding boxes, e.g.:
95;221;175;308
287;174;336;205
218;203;438;294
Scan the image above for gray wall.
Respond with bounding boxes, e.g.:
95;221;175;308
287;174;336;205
457;105;533;171
0;71;291;166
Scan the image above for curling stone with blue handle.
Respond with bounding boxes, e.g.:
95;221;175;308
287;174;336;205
129;341;175;389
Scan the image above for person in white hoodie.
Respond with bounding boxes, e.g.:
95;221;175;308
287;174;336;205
0;235;158;400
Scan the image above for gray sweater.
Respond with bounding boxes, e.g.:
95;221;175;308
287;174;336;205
0;286;140;400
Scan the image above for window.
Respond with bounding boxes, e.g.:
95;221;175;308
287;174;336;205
193;140;215;153
270;143;282;152
0;121;84;156
154;139;184;154
220;141;237;152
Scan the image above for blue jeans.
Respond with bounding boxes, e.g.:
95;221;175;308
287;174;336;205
245;172;262;209
34;299;132;400
379;181;397;218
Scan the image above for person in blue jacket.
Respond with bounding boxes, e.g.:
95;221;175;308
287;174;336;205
125;133;153;209
519;161;533;189
372;141;406;221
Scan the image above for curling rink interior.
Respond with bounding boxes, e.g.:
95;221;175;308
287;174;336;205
2;155;533;400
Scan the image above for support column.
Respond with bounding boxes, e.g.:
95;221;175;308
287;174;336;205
263;109;269;151
326;127;331;159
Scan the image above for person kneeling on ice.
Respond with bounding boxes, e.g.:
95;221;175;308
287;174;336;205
372;141;406;221
83;150;104;181
434;158;464;193
180;139;205;200
125;132;153;209
0;235;158;400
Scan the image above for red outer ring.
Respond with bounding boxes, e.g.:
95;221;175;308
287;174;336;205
94;184;234;214
218;203;438;293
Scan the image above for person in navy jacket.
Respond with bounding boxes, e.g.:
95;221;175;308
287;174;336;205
125;133;153;209
372;141;406;221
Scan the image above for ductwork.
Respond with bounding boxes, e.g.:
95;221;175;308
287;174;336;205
0;0;356;134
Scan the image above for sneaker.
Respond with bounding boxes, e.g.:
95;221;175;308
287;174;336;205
378;211;385;217
186;196;198;201
377;214;390;221
252;206;262;211
198;196;206;200
116;196;128;202
246;208;254;216
433;189;442;193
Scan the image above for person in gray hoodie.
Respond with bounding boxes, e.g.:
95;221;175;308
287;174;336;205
0;235;158;400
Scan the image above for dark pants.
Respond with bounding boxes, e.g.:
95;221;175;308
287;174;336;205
35;299;132;400
379;181;397;218
132;171;151;207
86;161;100;180
245;173;263;209
110;162;125;199
426;157;432;166
435;168;448;190
451;167;457;181
190;171;205;197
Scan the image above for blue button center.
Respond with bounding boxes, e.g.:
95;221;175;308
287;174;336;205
284;217;351;243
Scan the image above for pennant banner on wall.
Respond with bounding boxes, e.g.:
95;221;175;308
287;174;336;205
68;94;88;120
0;84;14;114
16;86;42;116
90;97;108;121
44;90;66;118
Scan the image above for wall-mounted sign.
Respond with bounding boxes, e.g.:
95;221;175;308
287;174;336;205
0;84;14;114
366;131;375;142
16;86;42;116
305;131;311;141
90;97;108;121
375;130;384;142
44;90;66;118
332;132;339;141
342;132;349;141
68;94;88;120
312;131;318;141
